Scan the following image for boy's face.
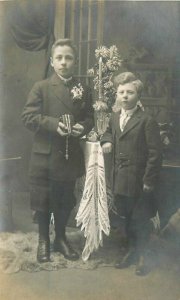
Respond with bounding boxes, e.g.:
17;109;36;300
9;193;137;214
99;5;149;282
116;83;139;110
51;45;76;78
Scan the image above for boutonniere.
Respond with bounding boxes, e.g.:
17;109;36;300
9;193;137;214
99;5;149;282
71;83;84;102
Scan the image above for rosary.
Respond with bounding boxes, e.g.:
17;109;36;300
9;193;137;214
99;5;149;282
60;114;74;160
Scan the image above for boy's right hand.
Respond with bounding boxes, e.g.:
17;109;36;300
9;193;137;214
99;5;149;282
57;122;68;136
102;142;112;153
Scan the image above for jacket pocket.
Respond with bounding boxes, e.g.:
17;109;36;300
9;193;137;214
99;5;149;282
32;132;51;154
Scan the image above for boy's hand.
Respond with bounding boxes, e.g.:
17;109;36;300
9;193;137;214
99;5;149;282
57;122;68;136
143;184;153;193
71;123;84;137
102;142;112;153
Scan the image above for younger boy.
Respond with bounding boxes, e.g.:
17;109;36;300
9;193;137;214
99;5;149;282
22;39;93;263
101;72;162;275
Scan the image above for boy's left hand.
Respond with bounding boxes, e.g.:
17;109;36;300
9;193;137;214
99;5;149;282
143;184;153;193
71;123;84;137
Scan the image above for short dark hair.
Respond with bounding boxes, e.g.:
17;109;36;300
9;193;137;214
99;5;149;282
114;72;144;96
51;38;78;59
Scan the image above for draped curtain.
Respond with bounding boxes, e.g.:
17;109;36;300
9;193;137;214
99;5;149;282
10;0;55;78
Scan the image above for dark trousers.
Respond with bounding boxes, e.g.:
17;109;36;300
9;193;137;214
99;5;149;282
51;181;76;238
31;180;76;240
114;193;154;252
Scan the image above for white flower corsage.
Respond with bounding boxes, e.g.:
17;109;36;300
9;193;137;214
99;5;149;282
71;83;84;102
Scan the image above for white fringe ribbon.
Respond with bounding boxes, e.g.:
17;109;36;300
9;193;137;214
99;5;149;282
76;142;110;261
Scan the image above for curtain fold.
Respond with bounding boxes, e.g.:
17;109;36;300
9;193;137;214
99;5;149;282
10;0;55;77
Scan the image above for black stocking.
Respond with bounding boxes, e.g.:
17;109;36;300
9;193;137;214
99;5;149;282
53;207;72;240
37;211;50;240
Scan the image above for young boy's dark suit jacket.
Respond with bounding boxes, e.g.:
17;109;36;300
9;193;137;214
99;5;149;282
101;107;162;218
22;73;93;211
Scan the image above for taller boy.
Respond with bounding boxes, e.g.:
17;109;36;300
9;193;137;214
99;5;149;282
22;39;93;263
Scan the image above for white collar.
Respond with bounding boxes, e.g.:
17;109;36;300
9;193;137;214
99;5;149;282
57;74;73;84
121;105;137;117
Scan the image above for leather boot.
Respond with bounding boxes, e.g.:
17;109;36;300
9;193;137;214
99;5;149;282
53;208;79;261
115;247;137;269
115;227;137;269
135;226;151;275
135;255;149;276
37;238;50;263
54;237;79;261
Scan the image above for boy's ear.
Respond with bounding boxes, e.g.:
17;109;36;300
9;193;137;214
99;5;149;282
50;57;53;67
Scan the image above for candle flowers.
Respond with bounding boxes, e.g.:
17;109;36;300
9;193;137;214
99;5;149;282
88;45;122;112
88;45;122;136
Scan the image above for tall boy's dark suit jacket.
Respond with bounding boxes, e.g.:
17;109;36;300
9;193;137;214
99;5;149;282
101;107;162;199
22;73;93;183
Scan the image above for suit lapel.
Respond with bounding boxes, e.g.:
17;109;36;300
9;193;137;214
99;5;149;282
50;73;75;114
113;112;122;137
119;108;143;139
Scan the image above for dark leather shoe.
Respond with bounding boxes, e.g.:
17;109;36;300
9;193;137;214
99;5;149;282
115;248;136;269
135;255;149;276
54;238;79;261
37;239;50;263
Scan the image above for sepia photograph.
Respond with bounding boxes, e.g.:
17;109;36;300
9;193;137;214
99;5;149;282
0;0;180;299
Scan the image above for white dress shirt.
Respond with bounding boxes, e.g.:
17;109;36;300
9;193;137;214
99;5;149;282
119;106;137;131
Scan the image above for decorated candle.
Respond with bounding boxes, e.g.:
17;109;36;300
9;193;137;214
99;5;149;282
98;57;103;100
